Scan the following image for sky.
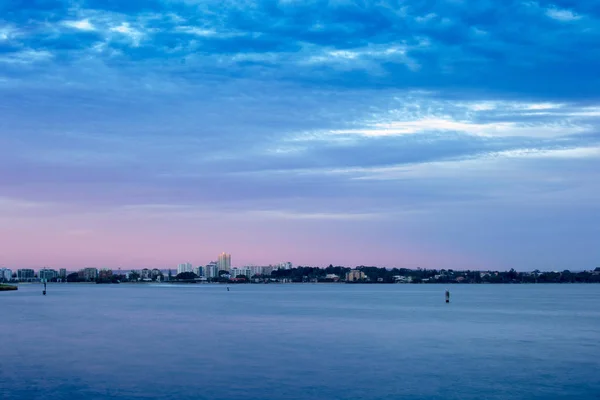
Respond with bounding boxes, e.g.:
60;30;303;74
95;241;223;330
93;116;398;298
1;0;599;271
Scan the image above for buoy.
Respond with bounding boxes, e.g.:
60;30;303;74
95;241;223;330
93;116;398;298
445;290;450;303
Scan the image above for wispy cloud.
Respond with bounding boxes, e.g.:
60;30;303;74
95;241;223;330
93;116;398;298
63;19;96;31
545;7;582;21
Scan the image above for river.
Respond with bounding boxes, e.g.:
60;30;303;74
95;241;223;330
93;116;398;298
1;283;599;399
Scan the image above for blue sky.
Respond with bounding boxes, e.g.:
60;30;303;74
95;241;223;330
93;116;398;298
1;0;599;270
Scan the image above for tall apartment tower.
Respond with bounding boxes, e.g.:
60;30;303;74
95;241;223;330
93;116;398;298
217;252;231;272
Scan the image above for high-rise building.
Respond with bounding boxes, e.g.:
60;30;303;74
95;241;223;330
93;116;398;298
205;262;219;279
218;252;231;272
0;268;12;282
177;263;193;275
17;269;35;281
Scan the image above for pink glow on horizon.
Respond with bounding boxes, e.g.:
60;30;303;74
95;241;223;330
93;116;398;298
0;211;478;270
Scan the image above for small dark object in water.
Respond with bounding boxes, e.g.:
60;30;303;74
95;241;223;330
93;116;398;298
227;286;230;292
445;290;450;303
43;282;47;296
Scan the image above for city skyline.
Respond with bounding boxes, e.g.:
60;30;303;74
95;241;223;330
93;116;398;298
1;1;599;270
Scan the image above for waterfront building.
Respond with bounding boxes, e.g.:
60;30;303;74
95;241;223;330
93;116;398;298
59;268;67;279
205;261;219;279
230;267;251;279
17;269;35;281
346;270;366;282
193;266;204;277
177;263;193;275
0;268;12;282
79;268;98;282
217;253;231;272
39;268;58;281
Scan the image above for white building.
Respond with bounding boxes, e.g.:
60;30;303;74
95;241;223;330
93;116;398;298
205;262;219;279
249;265;264;276
0;268;12;282
278;262;293;270
217;253;231;272
230;267;251;279
177;263;193;275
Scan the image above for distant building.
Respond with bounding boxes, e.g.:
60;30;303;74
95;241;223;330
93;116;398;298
39;268;58;281
99;269;113;281
79;268;98;282
262;265;275;276
17;269;35;281
230;267;251;279
177;263;193;275
59;269;67;279
248;265;266;277
278;262;293;270
346;270;366;282
218;253;231;272
151;269;162;280
141;268;151;280
325;274;339;281
205;262;219;279
0;268;12;282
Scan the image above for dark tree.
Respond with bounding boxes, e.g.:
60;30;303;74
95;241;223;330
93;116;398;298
176;272;198;280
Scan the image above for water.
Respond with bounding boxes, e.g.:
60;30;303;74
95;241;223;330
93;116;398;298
1;284;599;400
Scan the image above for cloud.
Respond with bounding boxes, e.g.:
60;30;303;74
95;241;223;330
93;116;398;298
545;7;582;21
0;49;53;64
63;19;96;31
109;22;144;45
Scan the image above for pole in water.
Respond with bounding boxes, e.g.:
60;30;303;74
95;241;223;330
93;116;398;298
227;286;230;292
445;289;450;303
43;281;47;296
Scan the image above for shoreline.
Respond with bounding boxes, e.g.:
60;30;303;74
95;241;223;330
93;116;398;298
0;284;18;291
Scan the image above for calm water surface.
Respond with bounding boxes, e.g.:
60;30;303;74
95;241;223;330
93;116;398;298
1;284;599;400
